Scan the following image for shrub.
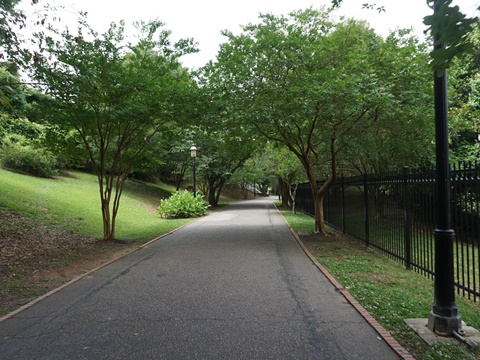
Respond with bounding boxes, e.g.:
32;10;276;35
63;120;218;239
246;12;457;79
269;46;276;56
157;190;209;219
1;141;58;178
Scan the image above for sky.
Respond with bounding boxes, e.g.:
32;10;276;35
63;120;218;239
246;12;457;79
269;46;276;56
18;0;480;69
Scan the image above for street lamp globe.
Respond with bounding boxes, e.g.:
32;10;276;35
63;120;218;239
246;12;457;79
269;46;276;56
190;145;197;158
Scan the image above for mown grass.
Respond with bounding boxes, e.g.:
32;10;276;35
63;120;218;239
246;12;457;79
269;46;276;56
326;202;480;303
279;207;480;360
0;168;192;241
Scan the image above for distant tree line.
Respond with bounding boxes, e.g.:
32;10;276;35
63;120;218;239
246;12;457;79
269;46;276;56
0;1;478;239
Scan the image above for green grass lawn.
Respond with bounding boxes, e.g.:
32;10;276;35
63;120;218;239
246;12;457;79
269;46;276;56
0;169;192;241
279;207;480;360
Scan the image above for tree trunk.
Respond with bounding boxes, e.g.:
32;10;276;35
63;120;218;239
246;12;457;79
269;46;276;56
314;191;327;235
290;183;298;214
312;157;338;235
214;180;227;206
198;180;208;198
101;198;112;240
305;157;337;236
98;170;114;241
110;170;128;241
98;168;129;241
175;162;189;191
241;182;248;199
279;178;289;207
208;182;216;206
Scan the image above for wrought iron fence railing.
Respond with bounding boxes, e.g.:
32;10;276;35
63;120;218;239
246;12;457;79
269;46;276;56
295;163;480;301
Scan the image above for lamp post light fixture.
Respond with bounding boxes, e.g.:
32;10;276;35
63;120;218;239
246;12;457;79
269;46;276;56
190;145;197;197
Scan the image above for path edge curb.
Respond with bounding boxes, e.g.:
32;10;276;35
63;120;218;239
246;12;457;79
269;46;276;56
274;204;415;360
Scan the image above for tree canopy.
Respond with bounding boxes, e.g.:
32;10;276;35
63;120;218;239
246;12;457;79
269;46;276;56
330;0;479;74
29;18;197;240
2;1;475;239
207;8;432;233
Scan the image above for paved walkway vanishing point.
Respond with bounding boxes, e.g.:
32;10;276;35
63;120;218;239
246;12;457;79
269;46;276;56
0;197;406;359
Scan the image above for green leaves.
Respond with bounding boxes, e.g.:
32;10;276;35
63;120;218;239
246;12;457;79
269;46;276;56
157;190;209;219
424;0;477;75
1;140;58;178
28;16;198;240
448;26;480;162
330;1;479;74
211;8;434;179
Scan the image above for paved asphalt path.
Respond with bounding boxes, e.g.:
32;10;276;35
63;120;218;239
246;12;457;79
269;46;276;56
0;197;400;360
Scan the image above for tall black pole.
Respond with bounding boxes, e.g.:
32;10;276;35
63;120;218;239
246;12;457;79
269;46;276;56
190;145;197;197
193;157;196;198
427;1;461;337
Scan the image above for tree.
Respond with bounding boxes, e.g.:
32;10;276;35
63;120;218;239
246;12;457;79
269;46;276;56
194;126;257;206
213;9;425;234
1;0;24;64
1;0;57;105
237;143;307;209
147;127;198;190
265;144;305;212
0;63;26;113
194;62;264;206
0;63;46;150
449;26;480;162
227;157;266;199
330;0;479;74
30;19;197;240
345;29;435;174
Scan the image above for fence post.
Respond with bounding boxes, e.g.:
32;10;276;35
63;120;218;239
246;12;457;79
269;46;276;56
364;173;370;247
403;166;412;270
341;175;346;233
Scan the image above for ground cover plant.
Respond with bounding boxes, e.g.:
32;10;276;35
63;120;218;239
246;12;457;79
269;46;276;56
279;207;480;360
0;169;195;316
158;190;210;219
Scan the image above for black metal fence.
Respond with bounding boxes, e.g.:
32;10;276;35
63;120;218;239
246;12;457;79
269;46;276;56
295;163;480;301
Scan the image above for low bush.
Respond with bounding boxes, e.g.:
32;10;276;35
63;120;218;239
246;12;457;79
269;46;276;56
1;141;58;178
157;190;209;219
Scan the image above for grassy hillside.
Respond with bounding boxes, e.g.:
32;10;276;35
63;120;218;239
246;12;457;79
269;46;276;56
0;169;192;240
0;169;195;315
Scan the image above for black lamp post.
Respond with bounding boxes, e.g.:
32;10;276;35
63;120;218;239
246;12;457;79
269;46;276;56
427;1;461;337
190;145;197;197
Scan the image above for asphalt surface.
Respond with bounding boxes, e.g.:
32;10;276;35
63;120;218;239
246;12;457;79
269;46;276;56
0;197;401;359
